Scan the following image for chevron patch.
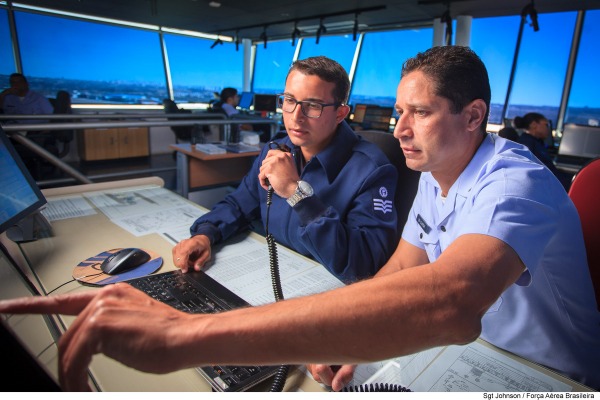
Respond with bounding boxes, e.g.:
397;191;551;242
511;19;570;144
373;199;393;214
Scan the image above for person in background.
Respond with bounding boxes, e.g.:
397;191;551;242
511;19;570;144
0;73;53;121
513;112;572;190
1;47;598;392
214;87;240;117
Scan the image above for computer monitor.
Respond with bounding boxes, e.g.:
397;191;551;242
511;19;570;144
352;104;368;124
558;123;600;158
0;127;48;240
362;105;394;132
238;92;253;110
253;94;278;113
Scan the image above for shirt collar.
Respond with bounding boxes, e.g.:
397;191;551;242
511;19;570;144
421;133;495;199
310;120;358;183
454;133;496;198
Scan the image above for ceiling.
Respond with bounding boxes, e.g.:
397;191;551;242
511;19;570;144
10;0;600;42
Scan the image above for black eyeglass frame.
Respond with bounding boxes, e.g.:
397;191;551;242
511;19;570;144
277;94;342;119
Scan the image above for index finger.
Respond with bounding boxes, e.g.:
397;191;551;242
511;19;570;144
0;290;98;316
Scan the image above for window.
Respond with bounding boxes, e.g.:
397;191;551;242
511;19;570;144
565;10;600;127
253;39;296;94
165;34;243;103
297;34;358;74
506;11;577;124
14;11;167;104
0;9;15;76
350;28;432;108
470;15;521;124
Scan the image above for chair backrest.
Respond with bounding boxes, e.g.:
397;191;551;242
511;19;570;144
163;98;193;142
359;130;421;231
52;90;74;147
498;127;520;142
568;157;600;308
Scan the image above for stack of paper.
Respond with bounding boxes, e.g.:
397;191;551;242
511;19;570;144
195;143;226;154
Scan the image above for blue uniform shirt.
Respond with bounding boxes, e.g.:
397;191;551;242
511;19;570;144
191;121;399;283
2;90;54;124
403;133;600;389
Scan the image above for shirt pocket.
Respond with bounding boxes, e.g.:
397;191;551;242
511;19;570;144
418;229;441;262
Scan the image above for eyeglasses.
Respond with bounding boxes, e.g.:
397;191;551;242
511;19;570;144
277;95;340;119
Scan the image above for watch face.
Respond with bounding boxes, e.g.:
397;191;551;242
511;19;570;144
298;180;313;196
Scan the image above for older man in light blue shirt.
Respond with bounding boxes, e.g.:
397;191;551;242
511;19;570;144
403;133;599;387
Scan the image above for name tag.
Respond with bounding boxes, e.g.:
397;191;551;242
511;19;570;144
416;214;431;234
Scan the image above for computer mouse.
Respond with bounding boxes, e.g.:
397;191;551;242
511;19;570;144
100;248;151;275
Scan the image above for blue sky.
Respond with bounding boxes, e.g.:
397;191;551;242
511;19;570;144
1;8;599;108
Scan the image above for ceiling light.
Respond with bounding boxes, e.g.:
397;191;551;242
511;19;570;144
210;36;223;49
260;26;268;49
316;18;327;44
521;0;539;31
208;1;221;7
440;7;452;45
291;21;301;46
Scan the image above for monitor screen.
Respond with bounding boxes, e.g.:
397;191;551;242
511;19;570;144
558;124;600;158
362;106;394;131
0;127;47;235
352;104;368;124
238;92;253;110
253;94;278;113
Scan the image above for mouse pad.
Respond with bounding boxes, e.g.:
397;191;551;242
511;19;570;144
73;248;163;286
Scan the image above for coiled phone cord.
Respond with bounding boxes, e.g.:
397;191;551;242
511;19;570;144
265;186;291;392
263;144;411;393
342;383;412;392
264;142;291;391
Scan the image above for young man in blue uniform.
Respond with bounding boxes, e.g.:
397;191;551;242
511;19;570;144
2;47;598;392
172;56;399;283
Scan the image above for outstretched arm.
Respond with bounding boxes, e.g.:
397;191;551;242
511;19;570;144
0;234;524;392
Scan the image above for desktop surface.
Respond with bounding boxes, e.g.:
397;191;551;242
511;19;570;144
3;178;593;393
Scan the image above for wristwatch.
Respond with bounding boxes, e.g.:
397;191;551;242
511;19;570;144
286;180;314;207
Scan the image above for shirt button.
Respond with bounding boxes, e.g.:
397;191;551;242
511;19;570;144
441;226;446;232
420;233;423;239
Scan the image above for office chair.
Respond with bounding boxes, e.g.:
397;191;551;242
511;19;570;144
14;91;75;180
359;130;421;231
568;157;600;309
498;127;520;142
50;90;75;158
163;98;195;143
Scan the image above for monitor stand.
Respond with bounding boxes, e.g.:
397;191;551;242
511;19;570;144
6;211;53;243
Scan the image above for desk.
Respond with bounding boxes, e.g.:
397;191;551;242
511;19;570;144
170;143;260;197
1;177;324;392
1;177;593;392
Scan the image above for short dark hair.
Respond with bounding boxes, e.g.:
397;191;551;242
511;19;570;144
402;46;491;132
9;73;27;84
220;87;238;102
287;56;350;106
513;112;546;130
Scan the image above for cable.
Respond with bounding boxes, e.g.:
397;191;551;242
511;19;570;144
265;183;290;392
264;141;292;391
342;383;412;392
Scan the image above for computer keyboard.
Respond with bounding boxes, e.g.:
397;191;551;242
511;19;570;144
127;270;279;391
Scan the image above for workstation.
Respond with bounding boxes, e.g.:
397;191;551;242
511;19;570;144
0;128;593;393
1;0;600;395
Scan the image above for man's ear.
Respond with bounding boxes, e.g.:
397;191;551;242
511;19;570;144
336;104;351;123
464;99;487;132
